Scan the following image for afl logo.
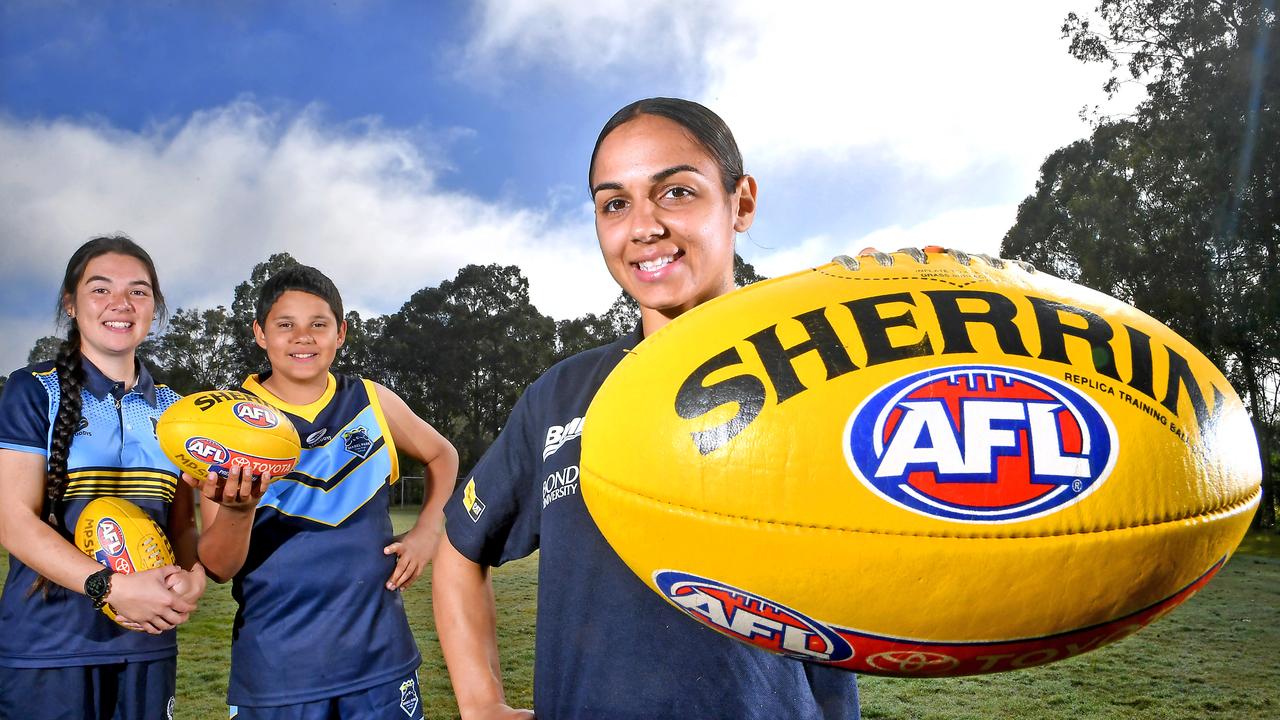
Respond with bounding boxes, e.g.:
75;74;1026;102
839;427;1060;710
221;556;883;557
844;365;1118;523
233;402;279;429
654;570;854;663
95;518;126;557
186;437;229;464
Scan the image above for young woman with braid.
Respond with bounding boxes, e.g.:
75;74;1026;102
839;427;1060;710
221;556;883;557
0;236;206;720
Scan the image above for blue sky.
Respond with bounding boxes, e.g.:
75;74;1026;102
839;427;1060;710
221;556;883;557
0;0;1133;373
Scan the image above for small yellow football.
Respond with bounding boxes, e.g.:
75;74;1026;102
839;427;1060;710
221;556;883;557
580;248;1261;677
156;390;300;479
75;496;174;623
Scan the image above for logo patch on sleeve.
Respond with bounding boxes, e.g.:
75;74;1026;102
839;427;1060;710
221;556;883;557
462;477;485;522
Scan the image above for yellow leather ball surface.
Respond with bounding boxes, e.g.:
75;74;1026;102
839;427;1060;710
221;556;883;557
156;390;300;480
581;249;1260;676
76;496;175;624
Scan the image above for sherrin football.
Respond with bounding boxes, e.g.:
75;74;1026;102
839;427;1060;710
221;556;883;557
75;496;174;622
580;248;1261;677
156;390;300;479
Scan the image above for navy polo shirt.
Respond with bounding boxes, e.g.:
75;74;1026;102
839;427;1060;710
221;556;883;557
444;329;860;719
0;358;181;667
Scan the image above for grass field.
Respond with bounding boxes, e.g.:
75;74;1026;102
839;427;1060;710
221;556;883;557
2;514;1276;719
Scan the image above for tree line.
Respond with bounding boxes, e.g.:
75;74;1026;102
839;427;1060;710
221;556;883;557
1001;0;1277;528
14;253;765;477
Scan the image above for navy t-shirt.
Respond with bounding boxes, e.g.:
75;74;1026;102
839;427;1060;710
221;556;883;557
444;329;860;719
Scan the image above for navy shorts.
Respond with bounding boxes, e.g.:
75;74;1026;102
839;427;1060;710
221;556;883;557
230;673;424;720
0;658;177;720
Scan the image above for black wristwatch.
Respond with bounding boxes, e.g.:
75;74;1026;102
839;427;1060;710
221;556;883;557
84;567;114;609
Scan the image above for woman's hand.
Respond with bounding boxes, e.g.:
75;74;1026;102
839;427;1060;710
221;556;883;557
181;465;274;509
384;520;442;591
165;561;208;606
105;565;195;634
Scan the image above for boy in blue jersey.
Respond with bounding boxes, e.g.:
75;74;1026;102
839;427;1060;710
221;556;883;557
190;265;458;720
433;99;860;719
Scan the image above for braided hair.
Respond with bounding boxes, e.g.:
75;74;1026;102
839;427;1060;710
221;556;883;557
45;325;86;525
44;236;166;527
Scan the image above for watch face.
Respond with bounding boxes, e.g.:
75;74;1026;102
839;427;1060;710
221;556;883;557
85;568;112;602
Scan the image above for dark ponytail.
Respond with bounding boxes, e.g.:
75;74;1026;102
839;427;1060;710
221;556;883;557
588;97;745;196
45;325;85;525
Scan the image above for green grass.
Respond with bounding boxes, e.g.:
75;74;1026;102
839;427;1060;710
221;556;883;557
1235;530;1280;559
3;521;1277;719
171;508;538;719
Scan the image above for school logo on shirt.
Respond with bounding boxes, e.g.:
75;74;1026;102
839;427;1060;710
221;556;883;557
399;678;419;717
343;426;373;458
75;417;91;437
543;417;584;460
462;477;485;522
542;465;579;509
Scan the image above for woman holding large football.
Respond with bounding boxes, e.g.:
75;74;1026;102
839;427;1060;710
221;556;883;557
434;98;861;719
0;236;206;719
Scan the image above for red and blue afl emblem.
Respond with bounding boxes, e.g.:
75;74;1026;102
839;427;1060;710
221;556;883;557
186;437;230;465
94;516;137;572
654;570;855;663
95;518;126;557
844;365;1118;522
233;401;279;429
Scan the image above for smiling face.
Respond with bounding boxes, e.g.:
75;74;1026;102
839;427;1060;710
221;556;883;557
253;290;346;396
65;252;156;370
591;113;757;335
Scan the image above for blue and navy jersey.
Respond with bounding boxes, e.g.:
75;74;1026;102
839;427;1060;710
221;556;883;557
227;372;420;707
0;359;181;668
444;329;861;720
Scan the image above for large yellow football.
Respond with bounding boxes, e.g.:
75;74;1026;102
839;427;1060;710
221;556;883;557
156;390;300;479
75;496;174;623
580;248;1261;677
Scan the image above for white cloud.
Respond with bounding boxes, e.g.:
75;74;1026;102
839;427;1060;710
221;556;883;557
464;0;1140;310
469;0;1137;185
463;0;724;80
0;102;620;373
2;3;1146;374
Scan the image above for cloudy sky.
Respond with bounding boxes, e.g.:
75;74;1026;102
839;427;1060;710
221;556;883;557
0;0;1135;373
